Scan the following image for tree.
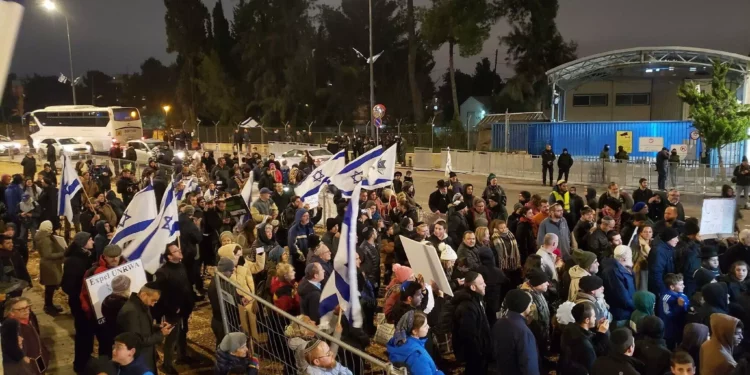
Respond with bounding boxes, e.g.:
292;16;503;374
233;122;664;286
437;69;472;122
195;50;243;126
406;0;425;125
422;0;494;120
471;57;503;97
497;0;576;106
212;0;237;79
678;61;750;169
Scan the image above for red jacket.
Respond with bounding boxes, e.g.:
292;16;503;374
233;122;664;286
81;255;127;320
270;277;300;315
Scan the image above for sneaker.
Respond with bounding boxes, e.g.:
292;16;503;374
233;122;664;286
44;306;61;315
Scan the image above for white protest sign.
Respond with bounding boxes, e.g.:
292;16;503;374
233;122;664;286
85;259;148;323
399;235;453;297
670;144;688;158
699;198;736;238
638;137;664;152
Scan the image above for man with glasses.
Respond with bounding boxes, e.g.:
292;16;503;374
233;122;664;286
666;189;686;222
3;297;49;373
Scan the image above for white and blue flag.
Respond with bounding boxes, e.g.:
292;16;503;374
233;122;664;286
109;184;158;249
0;0;24;104
123;181;180;273
175;177;198;201
234;174;255;232
362;144;397;189
319;182;363;328
58;154;82;223
295;149;346;207
328;146;383;198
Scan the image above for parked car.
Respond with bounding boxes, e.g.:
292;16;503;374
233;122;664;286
124;139;184;164
277;148;333;166
0;135;21;155
36;137;91;158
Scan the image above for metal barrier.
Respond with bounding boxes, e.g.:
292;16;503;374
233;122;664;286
215;272;405;375
413;147;433;170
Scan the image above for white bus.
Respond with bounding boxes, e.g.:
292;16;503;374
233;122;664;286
24;105;143;153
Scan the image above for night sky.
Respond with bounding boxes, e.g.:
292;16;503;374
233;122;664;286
10;0;750;82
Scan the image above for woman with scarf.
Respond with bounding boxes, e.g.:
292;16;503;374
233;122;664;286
23;178;42;203
630;223;653;291
35;220;64;314
491;220;522;299
387;311;444;375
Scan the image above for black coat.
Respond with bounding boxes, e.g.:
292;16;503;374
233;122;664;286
587;228;610;261
541;150;556;166
515;219;537;261
61;245;93;311
178;213;202;261
153;262;194;322
428;190;450;214
558;153;573;170
450;288;492;364
46;144;57;163
591;352;644;375
447;210;469;247
99;293;128;355
21;156;37;178
492;311;540;375
559;324;609;375
298;278;322;324
633;337;671;375
116;293;164;372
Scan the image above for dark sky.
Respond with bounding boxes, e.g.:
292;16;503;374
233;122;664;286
10;0;750;83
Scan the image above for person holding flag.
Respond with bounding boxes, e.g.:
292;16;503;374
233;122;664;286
328;147;384;198
58;154;82;226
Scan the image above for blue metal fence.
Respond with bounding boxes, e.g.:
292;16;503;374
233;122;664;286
491;121;747;165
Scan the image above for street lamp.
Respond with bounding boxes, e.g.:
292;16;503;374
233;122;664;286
42;0;76;105
162;105;171;128
431;122;435;152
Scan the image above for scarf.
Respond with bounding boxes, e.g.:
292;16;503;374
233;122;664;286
493;231;520;271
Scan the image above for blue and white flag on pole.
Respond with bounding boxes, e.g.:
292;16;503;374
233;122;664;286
234;174;255;232
295;150;346;207
123;181;180;273
0;0;24;104
58;154;82;223
175;177;198;201
319;182;363;328
109;184;158;249
362;144;397;189
328;146;383;198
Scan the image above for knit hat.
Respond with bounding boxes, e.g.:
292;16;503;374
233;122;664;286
572;249;597;270
609;328;635;353
579;275;604;292
685;220;700;236
73;232;91;248
39;220;53;233
111;275;131;294
308;234;321;251
613;245;631;259
326;218;338;231
527;269;550;287
220;231;235;243
219;332;248;352
440;245;457;261
183;205;195;216
455;202;467;211
632;202;646;212
392;264;414;283
217;257;235;273
659;227;679;243
488;173;496;180
693;268;717;290
268;246;285;262
504;289;532;314
103;244;122;258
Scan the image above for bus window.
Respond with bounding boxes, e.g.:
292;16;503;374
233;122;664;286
113;108;140;121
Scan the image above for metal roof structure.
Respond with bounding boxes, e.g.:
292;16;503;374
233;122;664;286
546;46;750;89
475;111;548;129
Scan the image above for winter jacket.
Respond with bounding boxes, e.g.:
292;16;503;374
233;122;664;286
456;242;481;271
21;156;37;178
558;151;573;170
515;218;537;262
688;282;729;330
677;323;709;372
298;278;322;324
536;217;573;260
447;210;469;247
541;149;556;166
591;353;643;375
675;236;702;297
559;323;609;375
214;347;259;375
647;240;675;296
428;190;450;214
700;313;741;374
600;258;636;321
633;317;671;375
35;227;65;286
217;244;265;300
116;293;164;372
288;209;314;261
587;228;610;262
656;150;668;173
357;241;379;287
61;244;93;312
721;242;750;274
270;276;300;315
630;291;656;333
4;182;22;217
491;311;540;375
99;293;128;357
179;212;202;261
735;164;750;186
93;220;110;258
450;288;492;364
575;292;611;324
387;336;445;375
153;261;194;322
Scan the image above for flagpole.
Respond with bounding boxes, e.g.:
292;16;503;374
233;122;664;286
64;14;76;105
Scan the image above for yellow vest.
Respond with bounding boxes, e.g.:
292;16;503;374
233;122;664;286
551;190;570;211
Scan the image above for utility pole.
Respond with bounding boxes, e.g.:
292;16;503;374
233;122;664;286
368;0;374;141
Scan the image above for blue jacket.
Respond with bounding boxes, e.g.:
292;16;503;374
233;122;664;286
675;237;701;298
601;258;637;321
647;241;675;296
4;182;23;218
214;348;259;375
491;311;540;375
287;208;314;257
387;336;444;375
117;355;155;375
659;290;689;341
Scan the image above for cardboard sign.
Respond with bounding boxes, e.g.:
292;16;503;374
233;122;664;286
616;131;633;154
85;259;148;324
638;137;664;152
670;144;689;158
399;235;454;297
699;198;736;238
225;195;250;217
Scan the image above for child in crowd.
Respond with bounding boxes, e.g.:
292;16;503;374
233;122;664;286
669;351;696;375
659;273;690;349
698;246;721;279
723;260;750;302
630;290;655;333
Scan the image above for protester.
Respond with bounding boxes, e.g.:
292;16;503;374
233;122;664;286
116;283;174;372
601;245;636;327
214;332;260;375
111;332;155;375
34;220;64;314
676;323;709;372
559;302;610;374
2;296;49;375
492;289;539;375
633;315;672;375
387;310;444;375
700;313;743;374
450;271;491;375
591;328;643;375
61;232;96;372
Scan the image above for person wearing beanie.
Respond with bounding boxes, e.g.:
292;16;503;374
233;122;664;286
60;231;95;372
387;310;444;375
575;275;612;324
677;219;702;298
321;218;340;259
35;219;65;314
111;332;153;374
633;315;672;375
648;226;679;297
519;268;551;367
559;301;610;374
215;332;259;375
99;275;132;362
81;243;127;339
564;249;600;302
492;289;539;375
591;328;643;375
447;201;470;246
209;258;236;344
383;264;416;321
600;245;636;327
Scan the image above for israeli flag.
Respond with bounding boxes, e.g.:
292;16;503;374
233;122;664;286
239;117;259;128
123;181;180;273
109;184;158;249
294;150;346;208
57;73;68;84
328;146;383;198
58;154;82;223
175;177;197;201
0;0;24;104
362;144;397;189
319;182;363;328
233;174;255;232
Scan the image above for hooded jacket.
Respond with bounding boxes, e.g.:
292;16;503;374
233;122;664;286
678;323;709;372
700;313;741;374
387;336;444;375
689;282;729;329
217;243;265;300
491;310;539;375
35;225;65;286
288;208;314;260
630;291;655;333
93;220;110;258
633;316;671;375
61;243;93;312
566;265;591;302
600;258;636;321
558;149;573;169
559;323;609;375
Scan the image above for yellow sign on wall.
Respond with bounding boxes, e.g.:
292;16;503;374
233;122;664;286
616;131;633;153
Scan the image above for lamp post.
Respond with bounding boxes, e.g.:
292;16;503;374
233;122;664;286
431;122;435;152
43;0;76;105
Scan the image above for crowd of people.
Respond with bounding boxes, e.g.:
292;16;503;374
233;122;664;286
3;138;750;375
